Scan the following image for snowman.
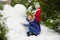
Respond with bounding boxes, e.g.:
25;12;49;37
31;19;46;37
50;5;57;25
1;4;28;40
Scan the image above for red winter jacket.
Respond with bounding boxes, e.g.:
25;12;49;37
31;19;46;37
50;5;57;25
35;8;42;22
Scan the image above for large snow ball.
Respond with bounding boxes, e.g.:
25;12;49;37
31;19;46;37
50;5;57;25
2;4;14;17
2;4;26;18
13;4;26;17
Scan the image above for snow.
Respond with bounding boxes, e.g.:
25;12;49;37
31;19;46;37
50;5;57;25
28;6;32;11
1;4;60;40
0;0;7;2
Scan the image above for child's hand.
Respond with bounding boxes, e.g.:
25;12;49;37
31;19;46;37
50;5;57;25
21;23;28;27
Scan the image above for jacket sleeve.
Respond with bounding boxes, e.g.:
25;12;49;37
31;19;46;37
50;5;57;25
23;24;30;27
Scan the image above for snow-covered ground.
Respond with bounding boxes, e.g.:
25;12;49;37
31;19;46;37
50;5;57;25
1;4;60;40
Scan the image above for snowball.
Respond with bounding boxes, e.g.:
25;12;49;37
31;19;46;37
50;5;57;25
2;4;14;18
14;4;26;18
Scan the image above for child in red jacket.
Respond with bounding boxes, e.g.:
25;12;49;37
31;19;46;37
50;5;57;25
34;7;42;22
33;2;42;22
34;2;42;22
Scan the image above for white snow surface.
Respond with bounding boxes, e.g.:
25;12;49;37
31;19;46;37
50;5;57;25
1;4;60;40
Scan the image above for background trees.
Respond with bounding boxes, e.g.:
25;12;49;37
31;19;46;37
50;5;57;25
0;12;8;40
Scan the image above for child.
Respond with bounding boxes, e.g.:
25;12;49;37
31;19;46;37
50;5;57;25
23;14;41;36
34;2;42;23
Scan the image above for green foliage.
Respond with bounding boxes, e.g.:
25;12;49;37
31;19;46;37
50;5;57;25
26;10;32;16
41;0;60;33
0;13;8;40
0;3;3;10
